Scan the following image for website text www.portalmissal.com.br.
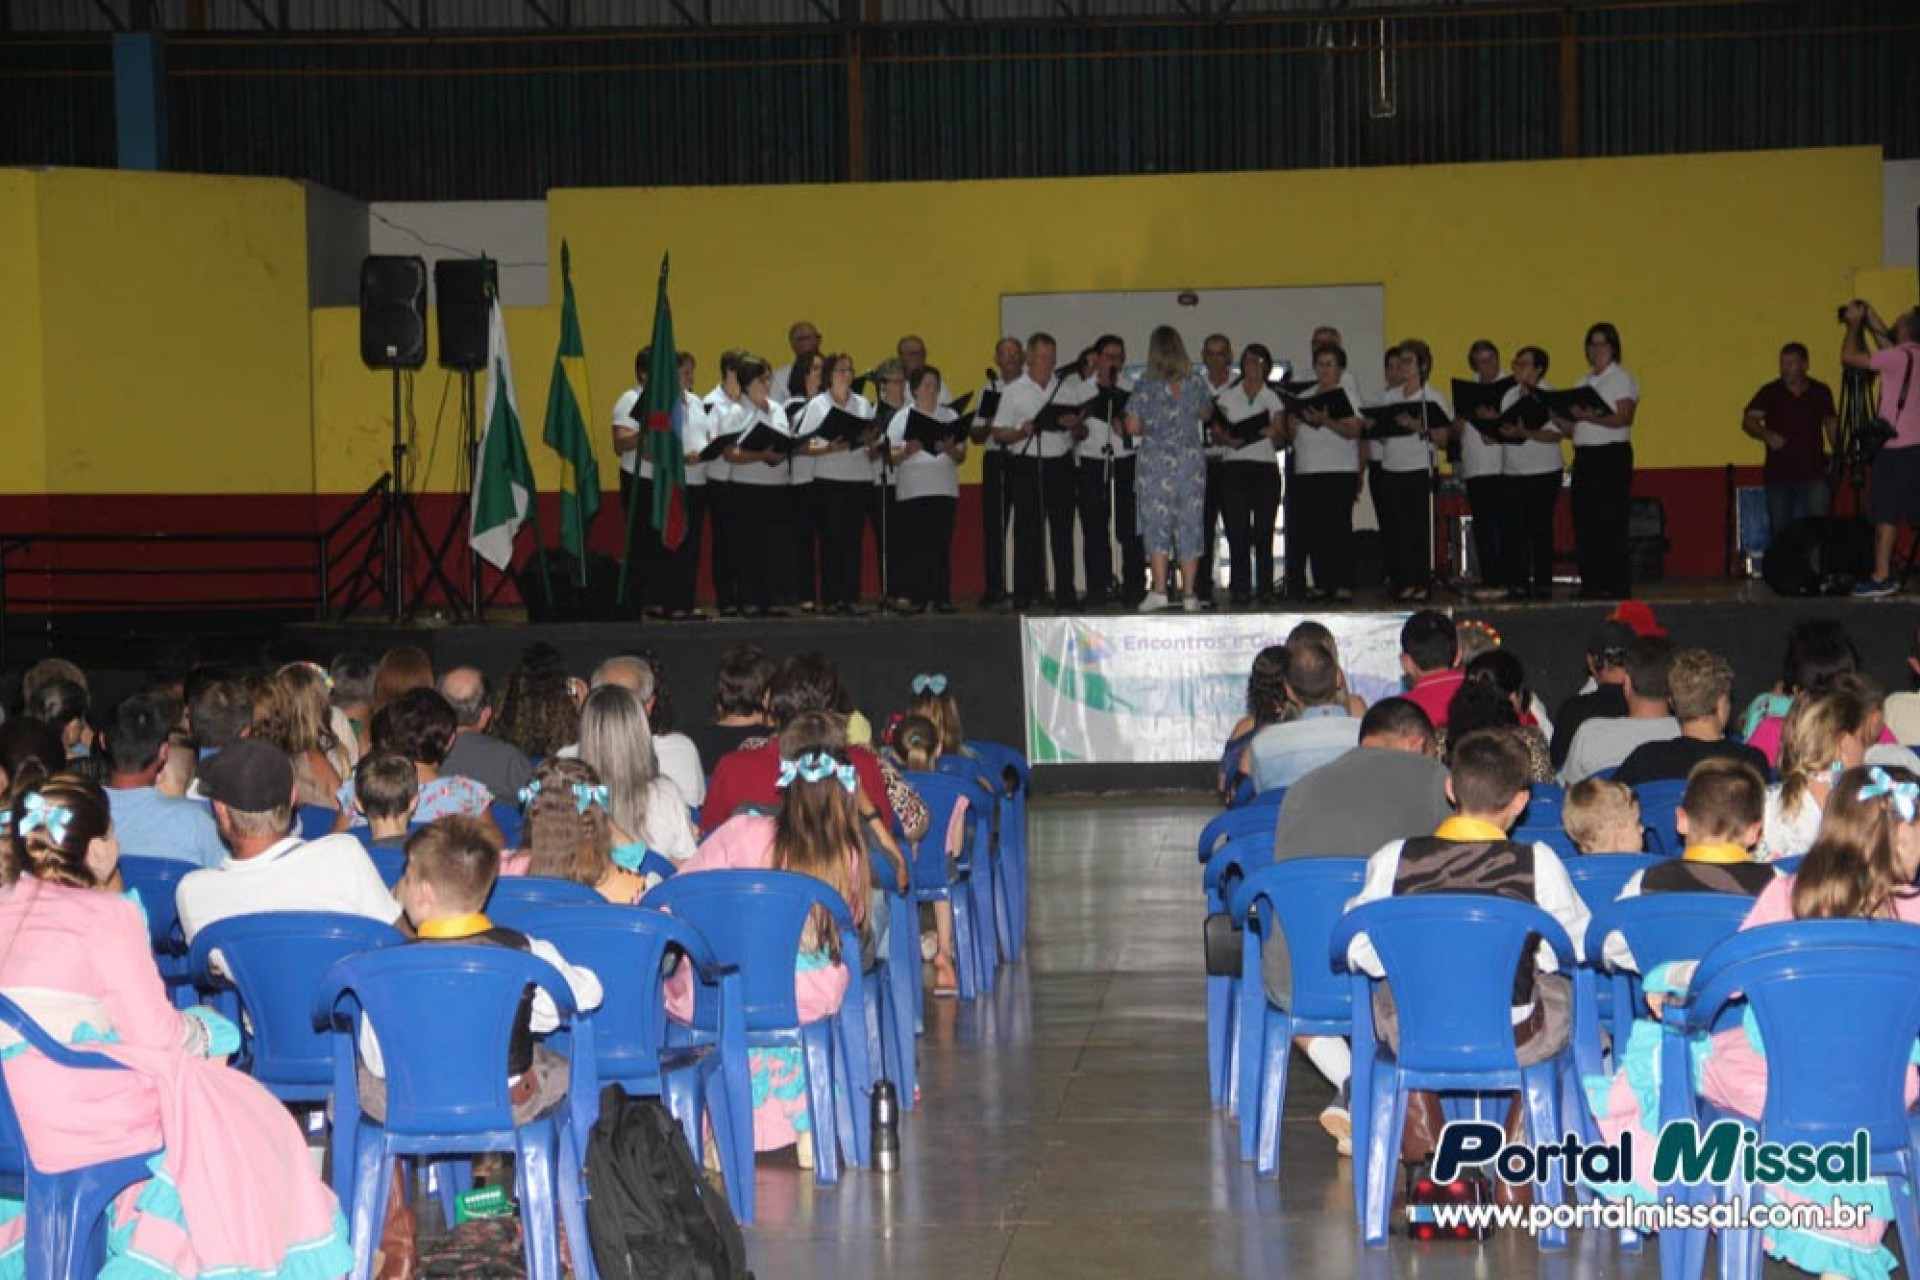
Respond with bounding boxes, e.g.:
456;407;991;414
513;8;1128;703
1424;1197;1872;1237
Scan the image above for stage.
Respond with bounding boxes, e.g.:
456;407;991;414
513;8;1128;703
282;581;1920;793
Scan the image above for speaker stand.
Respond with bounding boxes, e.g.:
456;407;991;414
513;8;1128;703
379;368;470;622
422;368;487;621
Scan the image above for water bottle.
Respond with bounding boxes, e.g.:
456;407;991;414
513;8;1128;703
871;1078;900;1173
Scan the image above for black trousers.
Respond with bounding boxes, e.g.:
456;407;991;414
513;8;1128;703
1008;453;1077;605
1289;471;1356;593
1199;457;1225;600
734;483;791;613
814;479;869;607
1500;471;1561;594
706;479;742;611
1113;454;1145;602
618;470;652;610
1220;459;1281;598
788;480;818;607
1376;468;1432;591
1076;458;1115;601
1572;442;1634;598
896;495;957;606
1283;453;1304;599
1465;475;1505;588
980;449;1011;603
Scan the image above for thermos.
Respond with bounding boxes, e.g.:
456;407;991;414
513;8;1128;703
871;1078;900;1173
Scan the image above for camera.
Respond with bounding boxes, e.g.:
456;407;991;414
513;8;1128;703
1838;299;1868;323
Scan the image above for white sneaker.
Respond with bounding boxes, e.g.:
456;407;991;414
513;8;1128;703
1138;592;1169;613
1181;595;1202;612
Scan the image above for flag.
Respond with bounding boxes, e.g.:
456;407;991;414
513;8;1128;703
470;297;534;571
542;240;600;576
643;254;688;549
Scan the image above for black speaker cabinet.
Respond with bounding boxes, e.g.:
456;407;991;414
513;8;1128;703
435;258;493;373
359;255;427;370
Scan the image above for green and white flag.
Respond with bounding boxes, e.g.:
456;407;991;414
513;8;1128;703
471;298;535;570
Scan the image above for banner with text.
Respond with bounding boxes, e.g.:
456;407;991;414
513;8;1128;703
1021;613;1412;764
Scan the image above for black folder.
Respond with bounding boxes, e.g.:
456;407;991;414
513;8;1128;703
802;405;871;447
1281;387;1356;423
738;421;794;456
1360;400;1450;441
1535;385;1614;419
1035;401;1083;433
1451;377;1515;425
1500;392;1552;432
903;410;966;452
975;388;1003;424
697;431;740;463
1214;409;1273;446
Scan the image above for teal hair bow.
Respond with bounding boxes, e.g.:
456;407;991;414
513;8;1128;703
18;794;71;845
572;783;610;814
912;673;948;696
776;752;858;794
1859;766;1920;823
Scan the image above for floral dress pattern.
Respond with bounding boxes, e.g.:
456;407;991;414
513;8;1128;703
1130;376;1213;559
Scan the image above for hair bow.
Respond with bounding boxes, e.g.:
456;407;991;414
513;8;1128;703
1859;766;1920;823
18;794;71;845
912;673;948;696
776;752;859;794
572;783;610;815
517;779;543;807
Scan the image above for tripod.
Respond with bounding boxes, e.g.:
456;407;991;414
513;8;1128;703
377;367;470;622
422;368;486;619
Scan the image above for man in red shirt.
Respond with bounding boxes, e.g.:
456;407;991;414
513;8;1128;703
1397;610;1463;730
1742;341;1837;538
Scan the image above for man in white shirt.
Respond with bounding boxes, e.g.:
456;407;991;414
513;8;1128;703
1198;333;1237;606
1495;345;1566;600
588;653;705;806
1069;335;1133;608
991;333;1081;610
176;740;406;942
1455;340;1510;601
1560;635;1681;784
770;320;822;402
975;336;1026;608
896;334;953;407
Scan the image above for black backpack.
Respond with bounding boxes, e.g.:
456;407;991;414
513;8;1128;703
584;1085;751;1280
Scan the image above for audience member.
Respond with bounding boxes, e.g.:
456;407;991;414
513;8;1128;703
1737;617;1869;762
1396;610;1462;729
253;663;351;811
353;751;419;851
1246;637;1358;792
1439;652;1553;782
336;688;493;831
438;665;535;804
1287;621;1370;717
104;693;226;868
513;757;649;904
0;768;354;1276
19;657;88;707
587;652;706;808
1612;759;1773;912
893;713;969;996
1885;627;1920;744
1612;647;1769;786
1269;698;1451;861
176;739;404;940
1561;778;1643;853
1759;687;1869;861
689;644;777;766
1549;620;1634;769
574;684;697;862
187;677;253;758
371;644;434;719
491;642;581;760
26;676;90;762
1831;670;1920;775
329;650;377;752
1343;729;1590;1191
1219;645;1289;803
0;719;64;796
1559;636;1678;784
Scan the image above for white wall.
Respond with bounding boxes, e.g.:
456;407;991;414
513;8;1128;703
1884;160;1920;269
366;201;549;306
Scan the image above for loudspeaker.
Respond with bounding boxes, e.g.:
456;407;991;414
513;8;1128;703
359;255;427;370
434;258;493;372
1764;515;1873;597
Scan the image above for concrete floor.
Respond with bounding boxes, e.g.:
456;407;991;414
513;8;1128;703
738;796;1713;1280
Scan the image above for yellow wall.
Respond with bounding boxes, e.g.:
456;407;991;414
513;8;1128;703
0;171;46;490
1852;266;1919;332
552;146;1883;477
0;168;313;496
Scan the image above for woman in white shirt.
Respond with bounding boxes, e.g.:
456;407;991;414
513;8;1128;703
1454;340;1509;600
703;350;748;617
1375;339;1453;604
783;352;827;612
574;684;698;864
795;353;877;615
1283;341;1366;603
721;355;794;619
1214;343;1285;606
1496;345;1565;601
1556;321;1640;600
886;365;967;613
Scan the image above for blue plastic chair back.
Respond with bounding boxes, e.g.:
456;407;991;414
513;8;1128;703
1511;824;1580;860
189;912;403;1095
643;869;866;1034
489;800;524;850
1589;892;1755;977
1563;854;1667;913
1330;895;1579;1076
1232;858;1366;1022
1632;779;1688;856
116;855;191;957
316;944;587;1139
354;841;407;887
1204;835;1275;915
296;804;338;841
1772;854;1805;875
485;876;605;930
1520;783;1565;827
964;741;1029;795
1680;921;1920;1154
903;769;998;977
1197;806;1280;864
1244;785;1287;810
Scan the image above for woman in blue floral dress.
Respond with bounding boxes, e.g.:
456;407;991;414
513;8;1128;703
1124;325;1214;612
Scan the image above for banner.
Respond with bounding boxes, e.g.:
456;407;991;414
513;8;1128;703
1021;613;1412;764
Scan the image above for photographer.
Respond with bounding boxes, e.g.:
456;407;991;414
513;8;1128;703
1742;341;1836;536
1842;301;1920;597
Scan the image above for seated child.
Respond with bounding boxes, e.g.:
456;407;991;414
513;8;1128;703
893;715;968;997
510;757;651;905
1759;688;1868;861
1562;777;1643;854
334;689;493;831
353;750;419;850
1343;728;1592;1199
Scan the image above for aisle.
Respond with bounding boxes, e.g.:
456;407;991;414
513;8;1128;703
742;796;1671;1280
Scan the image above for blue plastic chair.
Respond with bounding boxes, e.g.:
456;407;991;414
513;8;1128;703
355;842;407;888
484;876;606;930
1520;782;1565;828
1245;785;1287;810
1203;836;1276;1111
1330;896;1599;1248
936;753;1023;962
963;740;1031;945
115;855;197;1010
1632;780;1688;856
644;870;875;1187
865;843;919;1116
1228;858;1366;1176
905;771;997;996
1771;854;1805;875
1564;854;1667;914
1197;806;1280;865
316;945;599;1280
297;804;339;840
1511;823;1581;860
1658;923;1920;1280
0;993;166;1280
511;904;755;1222
489;800;525;850
1587;892;1757;1073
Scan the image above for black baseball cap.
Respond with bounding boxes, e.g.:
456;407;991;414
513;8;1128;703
199;739;294;811
1586;620;1637;662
